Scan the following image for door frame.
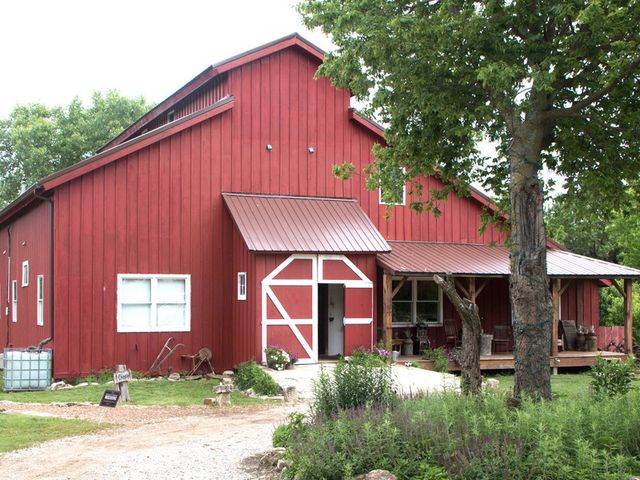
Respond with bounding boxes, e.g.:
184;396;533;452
261;254;373;364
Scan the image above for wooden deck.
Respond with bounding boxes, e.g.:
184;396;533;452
401;350;627;372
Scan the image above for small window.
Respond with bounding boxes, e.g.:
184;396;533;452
22;261;29;287
11;280;17;323
379;167;406;206
237;272;247;301
117;274;190;332
167;110;176;122
37;275;44;326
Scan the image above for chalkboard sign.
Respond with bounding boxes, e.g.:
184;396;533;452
100;389;121;407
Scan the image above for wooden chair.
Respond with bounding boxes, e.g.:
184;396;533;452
444;318;461;349
391;338;403;352
492;325;513;353
560;320;578;351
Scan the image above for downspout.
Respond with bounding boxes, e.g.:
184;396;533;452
33;186;54;350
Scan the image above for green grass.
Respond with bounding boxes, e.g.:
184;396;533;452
490;372;640;398
0;414;105;452
0;373;272;407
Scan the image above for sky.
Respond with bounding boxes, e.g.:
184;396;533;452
0;0;562;197
0;0;332;117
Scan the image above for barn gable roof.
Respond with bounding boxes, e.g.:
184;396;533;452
98;33;327;152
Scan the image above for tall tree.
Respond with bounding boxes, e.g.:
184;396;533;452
300;0;640;398
0;90;150;207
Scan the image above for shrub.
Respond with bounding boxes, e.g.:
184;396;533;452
348;347;390;367
590;354;636;399
272;412;307;448
284;391;640;480
234;361;281;396
422;347;449;373
312;359;395;420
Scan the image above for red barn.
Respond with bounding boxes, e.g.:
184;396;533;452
0;34;636;378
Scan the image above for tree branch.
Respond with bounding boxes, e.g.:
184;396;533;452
543;58;640;121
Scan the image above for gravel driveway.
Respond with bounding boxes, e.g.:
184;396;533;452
0;404;299;480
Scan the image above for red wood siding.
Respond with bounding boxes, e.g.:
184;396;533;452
0;202;51;349
4;43;590;376
131;75;229;139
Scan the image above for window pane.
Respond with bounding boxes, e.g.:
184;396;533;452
157;279;185;303
157;304;186;329
417;281;438;301
121;304;151;329
416;302;439;324
392;302;412;323
392;280;412;301
121;279;151;303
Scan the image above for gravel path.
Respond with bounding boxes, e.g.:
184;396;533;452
0;404;301;480
267;363;460;399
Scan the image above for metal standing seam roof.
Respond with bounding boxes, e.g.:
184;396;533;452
378;241;640;279
223;193;391;253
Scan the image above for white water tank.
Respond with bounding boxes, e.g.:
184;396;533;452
3;348;52;391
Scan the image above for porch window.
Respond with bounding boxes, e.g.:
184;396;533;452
392;278;442;326
117;274;190;332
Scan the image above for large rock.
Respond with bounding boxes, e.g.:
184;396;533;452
484;378;500;390
283;386;298;403
354;470;397;480
258;448;286;468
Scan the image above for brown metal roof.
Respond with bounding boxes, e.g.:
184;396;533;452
223;193;391;253
378;241;640;279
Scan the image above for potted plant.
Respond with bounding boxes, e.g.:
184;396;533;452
264;345;292;370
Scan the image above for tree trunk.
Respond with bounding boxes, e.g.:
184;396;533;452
434;274;482;394
508;123;553;400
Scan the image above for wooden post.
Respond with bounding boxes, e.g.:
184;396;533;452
469;277;477;303
114;364;131;403
552;279;560;357
576;281;583;329
624;279;633;354
382;272;393;349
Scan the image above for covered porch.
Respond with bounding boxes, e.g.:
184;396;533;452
378;241;640;371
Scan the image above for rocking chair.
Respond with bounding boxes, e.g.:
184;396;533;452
444;318;461;349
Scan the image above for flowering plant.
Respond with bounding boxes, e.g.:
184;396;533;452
265;345;295;370
373;346;392;363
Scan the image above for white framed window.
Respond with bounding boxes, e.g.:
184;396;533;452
237;272;247;301
379;167;406;206
37;275;44;326
391;277;442;326
117;274;191;333
21;260;29;287
11;280;17;323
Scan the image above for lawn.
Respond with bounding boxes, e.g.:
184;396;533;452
490;371;640;398
0;414;105;453
0;373;270;407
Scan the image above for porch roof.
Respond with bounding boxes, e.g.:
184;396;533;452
223;193;391;253
378;241;640;279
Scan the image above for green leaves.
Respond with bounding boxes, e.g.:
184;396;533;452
299;0;640;211
0;91;151;207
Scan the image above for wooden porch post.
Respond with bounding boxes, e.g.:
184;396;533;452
552;279;560;357
469;277;477;303
383;272;393;349
624;279;633;354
